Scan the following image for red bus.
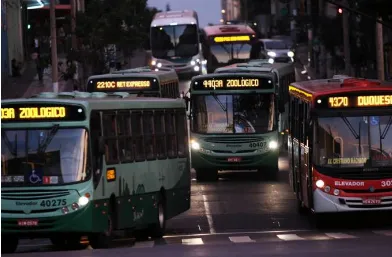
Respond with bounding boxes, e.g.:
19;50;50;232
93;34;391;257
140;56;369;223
287;77;392;220
201;24;261;73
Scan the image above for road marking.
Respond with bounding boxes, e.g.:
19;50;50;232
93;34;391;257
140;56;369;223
277;234;305;241
373;230;392;236
133;241;155;248
163;229;312;238
325;233;357;239
229;236;255;243
182;238;204;245
202;193;216;234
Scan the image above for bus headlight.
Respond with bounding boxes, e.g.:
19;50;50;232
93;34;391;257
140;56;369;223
268;141;278;149
190;140;200;150
315;179;325;188
78;196;89;206
151;60;157;66
191;60;196;66
267;51;276;57
287;51;294;57
157;63;162;68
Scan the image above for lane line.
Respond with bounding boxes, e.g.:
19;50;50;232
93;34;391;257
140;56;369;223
202;193;216;234
182;238;204;245
133;241;155;248
229;236;255;243
162;229;312;238
325;233;357;239
373;230;392;236
277;234;305;241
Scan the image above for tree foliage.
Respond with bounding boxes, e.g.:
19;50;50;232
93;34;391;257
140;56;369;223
75;0;153;55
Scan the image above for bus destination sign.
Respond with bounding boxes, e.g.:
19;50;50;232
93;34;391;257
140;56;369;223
322;94;392;108
1;104;86;122
87;77;159;92
192;76;273;90
214;35;251;43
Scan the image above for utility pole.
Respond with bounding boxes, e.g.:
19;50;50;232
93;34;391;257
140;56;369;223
71;0;77;50
342;0;350;75
376;16;385;80
50;0;58;93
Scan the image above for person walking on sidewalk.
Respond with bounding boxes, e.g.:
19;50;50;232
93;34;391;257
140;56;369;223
35;54;45;82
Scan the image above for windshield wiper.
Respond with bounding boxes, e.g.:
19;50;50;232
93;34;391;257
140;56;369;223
340;116;362;155
210;93;231;132
381;116;392;139
37;124;60;155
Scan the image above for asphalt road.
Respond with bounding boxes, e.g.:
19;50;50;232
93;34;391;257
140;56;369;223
5;78;392;255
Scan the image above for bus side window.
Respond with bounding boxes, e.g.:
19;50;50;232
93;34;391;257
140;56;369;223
175;81;179;98
293;98;299;138
155;110;167;159
102;112;119;164
143;111;156;160
176;110;187;157
298;101;304;142
90;111;102;185
165;111;178;158
117;111;133;162
131;111;145;161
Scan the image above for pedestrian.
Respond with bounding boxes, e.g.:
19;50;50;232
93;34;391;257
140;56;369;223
35;54;44;82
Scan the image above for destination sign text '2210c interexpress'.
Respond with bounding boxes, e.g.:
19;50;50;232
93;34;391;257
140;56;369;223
1;104;86;122
326;95;392;108
95;80;151;90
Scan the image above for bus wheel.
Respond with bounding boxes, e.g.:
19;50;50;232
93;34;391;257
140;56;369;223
89;211;114;249
196;169;218;181
257;166;278;181
150;195;167;238
50;236;84;250
1;236;18;253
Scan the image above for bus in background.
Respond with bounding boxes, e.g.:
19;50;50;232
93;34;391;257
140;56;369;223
188;73;280;181
1;92;190;253
201;24;260;73
150;10;206;78
287;77;392;223
215;59;296;148
86;67;180;98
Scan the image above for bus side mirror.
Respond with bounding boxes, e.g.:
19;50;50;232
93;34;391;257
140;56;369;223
98;137;105;155
278;102;285;113
181;91;190;111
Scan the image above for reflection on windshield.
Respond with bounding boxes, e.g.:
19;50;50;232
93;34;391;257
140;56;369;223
210;43;253;65
191;94;275;134
314;116;392;167
265;41;287;50
1;128;89;185
151;24;198;58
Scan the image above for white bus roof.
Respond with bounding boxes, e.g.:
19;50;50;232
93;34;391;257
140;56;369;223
151;10;198;26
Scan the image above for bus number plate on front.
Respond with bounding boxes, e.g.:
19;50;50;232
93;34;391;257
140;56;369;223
18;220;38;226
362;198;381;205
228;157;242;162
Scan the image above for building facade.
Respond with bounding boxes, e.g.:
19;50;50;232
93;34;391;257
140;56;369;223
221;0;241;22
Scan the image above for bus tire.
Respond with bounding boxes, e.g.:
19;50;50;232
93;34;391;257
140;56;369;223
89;205;114;249
257;165;278;181
150;193;167;238
50;235;84;250
1;236;18;254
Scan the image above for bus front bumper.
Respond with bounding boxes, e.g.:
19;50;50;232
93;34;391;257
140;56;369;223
191;150;279;170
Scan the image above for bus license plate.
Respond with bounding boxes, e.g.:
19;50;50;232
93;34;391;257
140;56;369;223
18;220;38;226
362;198;381;205
228;157;241;162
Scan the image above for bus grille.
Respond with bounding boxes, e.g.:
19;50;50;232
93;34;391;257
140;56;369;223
1;189;70;201
204;137;263;144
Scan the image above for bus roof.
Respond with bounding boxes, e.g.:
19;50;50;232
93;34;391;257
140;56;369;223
151;10;198;26
87;67;178;84
203;24;255;37
289;77;392;101
2;92;185;111
214;60;294;74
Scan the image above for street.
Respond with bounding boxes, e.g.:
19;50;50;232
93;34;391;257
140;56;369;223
8;150;392;255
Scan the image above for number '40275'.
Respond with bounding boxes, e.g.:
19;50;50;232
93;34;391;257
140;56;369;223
40;199;66;207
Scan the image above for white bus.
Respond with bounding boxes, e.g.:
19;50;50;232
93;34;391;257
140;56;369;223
150;10;206;78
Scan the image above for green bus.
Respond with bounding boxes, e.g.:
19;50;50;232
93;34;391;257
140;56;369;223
86;67;180;98
214;59;296;148
188;72;281;181
1;91;190;253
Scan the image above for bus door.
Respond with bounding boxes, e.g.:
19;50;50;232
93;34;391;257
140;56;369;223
299;102;311;208
293;98;302;201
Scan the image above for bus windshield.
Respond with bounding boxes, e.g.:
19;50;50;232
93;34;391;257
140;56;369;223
314;115;392;168
1;128;89;186
151;24;199;58
191;93;275;134
210;43;255;65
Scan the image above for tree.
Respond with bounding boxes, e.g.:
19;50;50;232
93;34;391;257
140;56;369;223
165;3;171;11
75;0;152;72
